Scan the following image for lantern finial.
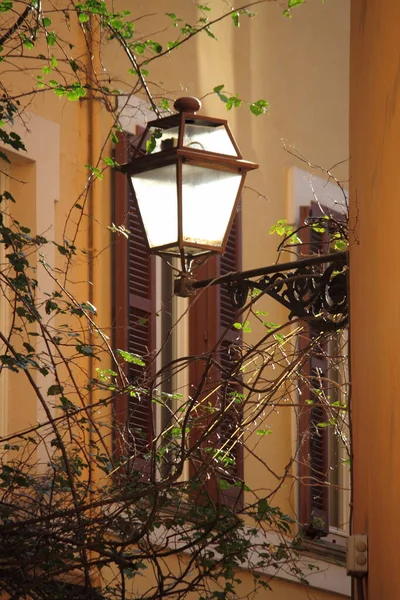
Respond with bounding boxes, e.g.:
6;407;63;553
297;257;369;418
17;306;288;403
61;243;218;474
173;96;202;114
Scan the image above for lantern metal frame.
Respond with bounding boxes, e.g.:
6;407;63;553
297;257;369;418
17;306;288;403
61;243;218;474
120;97;258;273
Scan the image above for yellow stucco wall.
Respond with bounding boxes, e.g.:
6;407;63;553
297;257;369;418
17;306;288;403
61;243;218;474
350;0;400;598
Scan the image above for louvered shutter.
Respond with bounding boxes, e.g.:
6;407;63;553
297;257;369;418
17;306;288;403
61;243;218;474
188;254;219;503
189;213;243;509
217;215;244;509
113;132;156;476
298;202;330;536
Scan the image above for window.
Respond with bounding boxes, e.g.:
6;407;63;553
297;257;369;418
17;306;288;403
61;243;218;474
297;202;350;538
113;134;243;502
113;132;243;504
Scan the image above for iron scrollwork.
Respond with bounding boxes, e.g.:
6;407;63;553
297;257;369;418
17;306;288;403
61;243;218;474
225;253;348;330
176;251;349;331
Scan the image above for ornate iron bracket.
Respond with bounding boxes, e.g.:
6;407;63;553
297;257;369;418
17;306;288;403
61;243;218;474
174;251;348;331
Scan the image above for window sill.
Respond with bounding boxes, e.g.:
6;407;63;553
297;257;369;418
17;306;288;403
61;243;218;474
300;535;347;565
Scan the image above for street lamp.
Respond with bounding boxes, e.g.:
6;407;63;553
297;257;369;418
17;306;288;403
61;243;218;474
120;97;348;331
121;96;258;275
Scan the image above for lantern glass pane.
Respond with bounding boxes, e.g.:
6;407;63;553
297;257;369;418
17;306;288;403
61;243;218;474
147;126;179;153
181;164;242;248
183;123;238;156
131;164;178;248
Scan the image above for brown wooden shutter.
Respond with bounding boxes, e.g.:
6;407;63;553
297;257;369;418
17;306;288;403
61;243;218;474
113;132;156;477
189;213;243;509
217;214;244;509
298;202;330;536
188;253;219;503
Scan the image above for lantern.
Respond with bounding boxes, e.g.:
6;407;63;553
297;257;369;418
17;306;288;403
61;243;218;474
121;96;258;273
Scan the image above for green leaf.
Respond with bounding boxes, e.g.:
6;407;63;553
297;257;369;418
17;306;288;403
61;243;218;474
204;27;217;40
225;95;242;110
269;219;298;239
79;12;89;22
256;429;272;436
80;301;97;314
85;164;103;179
42;16;52;26
145;128;162;154
257;498;269;517
103;156;118;167
0;0;13;12
274;333;286;345
131;42;145;54
69;59;78;72
23;38;34;49
110;130;119;144
96;367;117;379
147;40;162;53
59;396;76;411
333;238;348;251
167;41;179;50
110;18;124;29
242;320;251;333
76;344;95;356
283;0;304;16
213;84;228;104
250;99;269;116
117;349;145;366
263;321;280;332
65;83;86;101
232;12;239;27
219;479;232;490
45;299;58;314
46;32;57;46
47;384;63;396
51;55;57;67
311;224;326;233
55;243;69;256
181;23;196;35
128;67;149;76
159;98;170;111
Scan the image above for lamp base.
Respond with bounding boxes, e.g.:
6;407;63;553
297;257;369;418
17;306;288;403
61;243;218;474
174;273;196;298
